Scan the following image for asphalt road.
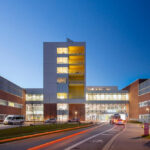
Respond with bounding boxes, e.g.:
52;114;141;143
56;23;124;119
0;123;125;150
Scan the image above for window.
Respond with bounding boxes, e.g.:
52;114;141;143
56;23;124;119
57;48;68;54
57;93;67;99
0;99;7;106
26;94;43;101
8;102;14;107
57;78;67;83
57;57;68;64
57;67;68;74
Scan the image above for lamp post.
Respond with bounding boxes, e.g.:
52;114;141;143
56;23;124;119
75;111;78;119
144;107;150;136
146;107;150;124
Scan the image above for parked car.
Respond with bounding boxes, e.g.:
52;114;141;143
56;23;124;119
45;118;57;123
3;115;25;125
68;118;80;123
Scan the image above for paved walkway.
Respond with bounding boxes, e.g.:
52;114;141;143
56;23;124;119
109;123;150;150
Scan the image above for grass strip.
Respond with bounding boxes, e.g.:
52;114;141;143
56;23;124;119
0;123;92;143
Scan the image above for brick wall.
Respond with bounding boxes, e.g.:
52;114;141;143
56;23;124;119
69;104;85;121
123;80;139;120
44;103;57;120
139;92;150;115
0;89;26;121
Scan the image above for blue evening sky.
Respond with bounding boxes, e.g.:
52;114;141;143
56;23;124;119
0;0;150;89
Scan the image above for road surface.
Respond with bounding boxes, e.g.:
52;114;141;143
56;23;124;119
0;123;125;150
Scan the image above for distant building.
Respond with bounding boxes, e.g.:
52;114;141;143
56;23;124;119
0;76;25;122
123;79;150;122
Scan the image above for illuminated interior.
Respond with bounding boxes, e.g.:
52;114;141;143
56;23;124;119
26;94;43;101
57;103;68;121
68;46;84;55
85;104;127;122
8;102;14;107
57;93;68;99
86;93;129;101
57;78;67;84
68;46;85;100
57;57;68;64
57;67;68;74
69;76;84;84
69;65;84;74
26;104;43;121
57;48;68;54
69;55;84;65
69;85;84;99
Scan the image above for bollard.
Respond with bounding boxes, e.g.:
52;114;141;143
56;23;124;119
144;123;149;136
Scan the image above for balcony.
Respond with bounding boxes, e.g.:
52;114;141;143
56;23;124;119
68;46;84;55
69;80;84;85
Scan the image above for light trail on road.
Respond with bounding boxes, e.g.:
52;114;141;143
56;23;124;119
27;123;110;150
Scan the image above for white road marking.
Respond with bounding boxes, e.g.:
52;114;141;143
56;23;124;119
92;139;103;143
102;125;126;150
64;126;116;150
102;133;113;136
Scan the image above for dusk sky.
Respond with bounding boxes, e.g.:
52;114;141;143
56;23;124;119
0;0;150;89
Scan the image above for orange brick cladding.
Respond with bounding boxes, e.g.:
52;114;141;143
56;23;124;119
123;79;146;120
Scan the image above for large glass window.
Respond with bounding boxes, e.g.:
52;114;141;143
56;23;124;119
26;94;43;101
57;57;68;64
57;93;67;99
57;67;68;74
57;78;67;83
86;93;129;101
26;104;43;121
57;104;68;121
8;102;14;107
57;48;68;54
85;104;127;122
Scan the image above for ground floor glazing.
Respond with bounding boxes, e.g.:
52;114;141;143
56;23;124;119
26;103;128;122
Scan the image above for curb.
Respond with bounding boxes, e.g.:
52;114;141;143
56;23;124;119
0;124;94;143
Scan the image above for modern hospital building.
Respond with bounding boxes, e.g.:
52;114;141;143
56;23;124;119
0;39;150;123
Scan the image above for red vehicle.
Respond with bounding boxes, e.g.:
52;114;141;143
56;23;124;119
115;118;126;125
110;114;126;125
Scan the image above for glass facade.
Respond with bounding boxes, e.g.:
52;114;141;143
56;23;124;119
57;48;68;54
26;94;43;101
86;93;128;101
139;79;150;95
57;78;67;84
57;103;68;121
85;104;127;122
139;100;150;107
139;114;150;123
57;67;68;74
57;93;68;99
26;104;43;121
57;57;68;64
0;99;22;108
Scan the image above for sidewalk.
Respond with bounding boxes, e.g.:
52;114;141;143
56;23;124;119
109;123;150;150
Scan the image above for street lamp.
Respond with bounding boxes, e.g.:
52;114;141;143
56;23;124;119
146;107;150;124
75;111;78;119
